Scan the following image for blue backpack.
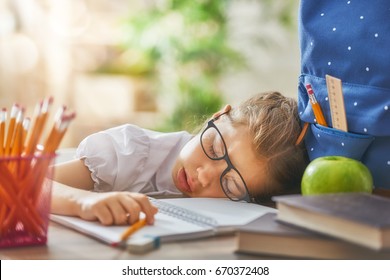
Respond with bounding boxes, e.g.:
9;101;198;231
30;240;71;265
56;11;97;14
298;0;390;188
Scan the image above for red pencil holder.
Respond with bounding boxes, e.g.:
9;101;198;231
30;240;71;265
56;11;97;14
0;153;55;248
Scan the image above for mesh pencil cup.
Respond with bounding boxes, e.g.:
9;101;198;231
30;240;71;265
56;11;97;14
0;153;55;248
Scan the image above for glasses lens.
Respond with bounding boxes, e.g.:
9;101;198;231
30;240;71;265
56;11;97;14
201;123;251;202
221;169;248;201
201;127;226;159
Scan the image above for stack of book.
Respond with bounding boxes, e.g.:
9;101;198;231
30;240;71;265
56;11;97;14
236;193;390;259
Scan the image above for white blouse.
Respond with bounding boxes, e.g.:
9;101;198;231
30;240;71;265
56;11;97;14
75;124;193;196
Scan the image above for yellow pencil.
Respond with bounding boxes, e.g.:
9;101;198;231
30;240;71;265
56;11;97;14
120;218;147;242
23;97;52;155
306;84;328;127
10;108;24;157
295;122;309;146
0;98;75;237
22;117;31;146
4;104;19;156
43;110;75;154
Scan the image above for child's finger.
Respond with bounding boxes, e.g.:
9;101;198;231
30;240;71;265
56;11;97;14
128;193;158;224
105;197;132;225
118;193;156;224
115;194;143;225
92;204;115;226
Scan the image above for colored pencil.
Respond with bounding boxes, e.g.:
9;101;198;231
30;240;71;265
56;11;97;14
120;218;147;242
0;97;75;238
306;84;328;127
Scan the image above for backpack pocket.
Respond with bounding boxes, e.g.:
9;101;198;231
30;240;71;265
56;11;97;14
305;123;375;161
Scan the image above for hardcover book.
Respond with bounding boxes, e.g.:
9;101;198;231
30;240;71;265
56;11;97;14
273;193;390;250
236;213;390;259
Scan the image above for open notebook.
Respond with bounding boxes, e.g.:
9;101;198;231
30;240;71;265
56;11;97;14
50;197;276;247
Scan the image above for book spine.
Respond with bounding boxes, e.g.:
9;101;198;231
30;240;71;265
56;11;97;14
150;198;217;228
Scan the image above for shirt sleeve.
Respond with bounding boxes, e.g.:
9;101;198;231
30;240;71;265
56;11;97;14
75;124;150;192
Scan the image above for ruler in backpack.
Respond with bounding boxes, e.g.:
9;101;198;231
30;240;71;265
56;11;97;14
325;74;348;132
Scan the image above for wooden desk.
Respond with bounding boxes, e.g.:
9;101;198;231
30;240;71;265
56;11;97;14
0;222;261;260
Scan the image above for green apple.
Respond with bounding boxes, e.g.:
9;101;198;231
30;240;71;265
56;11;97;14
301;156;373;195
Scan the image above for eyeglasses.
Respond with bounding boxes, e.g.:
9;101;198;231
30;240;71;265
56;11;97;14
200;114;253;203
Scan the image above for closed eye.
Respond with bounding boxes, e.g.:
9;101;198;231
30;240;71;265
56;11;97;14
222;177;244;197
208;144;218;158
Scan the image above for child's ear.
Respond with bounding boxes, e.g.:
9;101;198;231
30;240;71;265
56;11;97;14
212;105;231;119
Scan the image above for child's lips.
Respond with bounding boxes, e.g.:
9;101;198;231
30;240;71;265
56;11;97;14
177;167;192;193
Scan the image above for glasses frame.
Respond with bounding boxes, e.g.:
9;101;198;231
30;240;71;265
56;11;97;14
200;114;253;203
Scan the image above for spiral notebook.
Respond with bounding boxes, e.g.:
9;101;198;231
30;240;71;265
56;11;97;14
50;197;275;247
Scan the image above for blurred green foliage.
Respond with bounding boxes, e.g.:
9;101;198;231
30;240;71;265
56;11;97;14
102;0;297;132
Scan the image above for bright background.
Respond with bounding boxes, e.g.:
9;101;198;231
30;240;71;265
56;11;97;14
0;0;300;148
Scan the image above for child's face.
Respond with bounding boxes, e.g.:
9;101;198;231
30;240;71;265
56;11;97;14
171;117;266;201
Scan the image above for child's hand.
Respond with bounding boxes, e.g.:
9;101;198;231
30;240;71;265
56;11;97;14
76;192;158;226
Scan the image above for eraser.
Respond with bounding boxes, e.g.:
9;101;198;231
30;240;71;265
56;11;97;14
127;236;160;254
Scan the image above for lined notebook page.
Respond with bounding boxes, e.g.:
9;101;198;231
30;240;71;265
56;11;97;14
158;198;276;232
50;211;213;246
50;197;275;246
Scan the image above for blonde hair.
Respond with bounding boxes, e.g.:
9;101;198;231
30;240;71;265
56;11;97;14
229;91;309;203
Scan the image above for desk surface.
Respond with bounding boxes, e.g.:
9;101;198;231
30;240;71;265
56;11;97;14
0;222;262;260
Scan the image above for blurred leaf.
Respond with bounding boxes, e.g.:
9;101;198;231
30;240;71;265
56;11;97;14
101;0;297;132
